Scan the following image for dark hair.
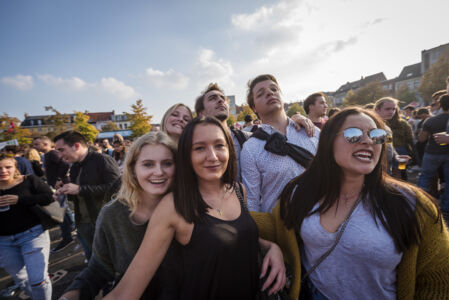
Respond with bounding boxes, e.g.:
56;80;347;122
327;107;340;118
246;74;280;110
303;92;325;115
194;83;226;115
280;107;440;252
244;114;253;123
417;107;430;115
53;130;88;147
3;145;20;154
113;140;127;160
440;94;449;111
363;103;375;110
173;116;236;223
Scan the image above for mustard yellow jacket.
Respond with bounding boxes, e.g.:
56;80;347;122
251;188;449;300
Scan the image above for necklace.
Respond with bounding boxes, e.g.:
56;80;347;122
216;186;228;216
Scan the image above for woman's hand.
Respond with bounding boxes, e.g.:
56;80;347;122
291;114;315;137
0;194;19;206
259;239;286;295
58;289;80;300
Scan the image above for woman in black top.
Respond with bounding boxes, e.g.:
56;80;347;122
105;117;286;300
0;154;54;300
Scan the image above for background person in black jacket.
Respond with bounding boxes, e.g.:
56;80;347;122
53;131;121;260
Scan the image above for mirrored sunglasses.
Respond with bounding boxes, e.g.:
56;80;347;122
342;127;387;144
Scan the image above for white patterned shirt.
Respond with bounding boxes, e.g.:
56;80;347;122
241;119;319;212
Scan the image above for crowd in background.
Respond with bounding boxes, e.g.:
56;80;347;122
0;74;448;300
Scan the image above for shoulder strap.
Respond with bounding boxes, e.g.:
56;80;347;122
234;182;249;213
231;129;249;148
301;194;363;281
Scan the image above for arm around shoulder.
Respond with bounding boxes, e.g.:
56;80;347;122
104;193;179;300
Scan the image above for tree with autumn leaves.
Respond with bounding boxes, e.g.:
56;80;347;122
73;111;99;143
342;82;388;107
418;49;449;104
125;99;152;138
0;114;32;144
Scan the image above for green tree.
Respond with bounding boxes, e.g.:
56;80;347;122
286;102;306;117
125;99;152;138
44;106;71;138
418;50;449;104
101;121;119;132
73;111;99;143
237;105;257;121
0;114;32;144
342;82;387;106
395;85;418;107
227;115;237;127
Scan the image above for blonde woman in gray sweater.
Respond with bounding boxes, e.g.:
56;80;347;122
59;131;177;300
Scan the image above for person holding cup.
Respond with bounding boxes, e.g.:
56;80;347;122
418;94;449;220
0;153;54;300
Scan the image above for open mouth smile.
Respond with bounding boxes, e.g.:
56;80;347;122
352;150;373;162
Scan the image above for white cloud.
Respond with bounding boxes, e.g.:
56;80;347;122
145;68;189;89
230;0;303;53
37;74;87;90
99;77;138;100
196;48;235;89
1;74;34;90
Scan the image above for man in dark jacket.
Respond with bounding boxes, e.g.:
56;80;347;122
54;130;121;260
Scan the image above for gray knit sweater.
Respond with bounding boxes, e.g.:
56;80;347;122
65;199;170;299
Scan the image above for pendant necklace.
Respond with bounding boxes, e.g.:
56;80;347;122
216;186;228;216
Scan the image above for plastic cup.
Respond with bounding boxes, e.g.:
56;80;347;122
397;158;407;170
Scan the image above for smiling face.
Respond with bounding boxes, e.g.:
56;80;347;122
201;90;229;121
333;113;382;178
191;123;229;183
0;158;17;183
376;101;396;120
134;144;175;199
251;80;283;117
165;105;192;138
55;140;81;163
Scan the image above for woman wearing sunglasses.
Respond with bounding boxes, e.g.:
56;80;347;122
252;107;449;299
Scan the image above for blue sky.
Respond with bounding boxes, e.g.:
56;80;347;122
1;0;448;123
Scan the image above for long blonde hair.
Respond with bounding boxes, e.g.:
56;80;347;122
25;148;41;163
115;131;177;215
161;103;193;135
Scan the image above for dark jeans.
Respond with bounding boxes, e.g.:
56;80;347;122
77;223;95;261
60;210;74;242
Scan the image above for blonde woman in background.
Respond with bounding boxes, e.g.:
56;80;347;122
24;148;44;178
161;103;193;143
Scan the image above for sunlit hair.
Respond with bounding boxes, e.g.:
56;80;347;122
0;154;20;179
115;131;177;216
194;83;227;115
25;148;41;163
280;107;440;252
374;97;398;111
161;103;193;136
303;92;325;115
174;116;236;223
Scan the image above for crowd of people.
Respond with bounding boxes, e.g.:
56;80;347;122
0;74;448;300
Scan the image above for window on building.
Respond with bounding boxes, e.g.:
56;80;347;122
124;123;128;129
120;124;123;129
